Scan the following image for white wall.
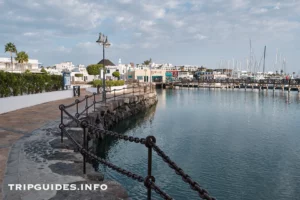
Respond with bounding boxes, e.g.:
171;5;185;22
0;90;73;114
86;85;127;93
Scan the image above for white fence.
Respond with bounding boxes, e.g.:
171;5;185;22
0;90;73;114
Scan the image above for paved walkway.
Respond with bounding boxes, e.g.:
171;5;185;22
0;89;96;200
0;87;147;200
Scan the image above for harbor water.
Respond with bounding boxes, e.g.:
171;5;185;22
97;88;300;200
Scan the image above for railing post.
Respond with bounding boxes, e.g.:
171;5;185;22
81;120;89;174
133;86;134;96
145;136;156;200
123;87;125;98
114;89;116;101
76;100;79;118
93;93;96;112
59;105;65;143
85;95;88;117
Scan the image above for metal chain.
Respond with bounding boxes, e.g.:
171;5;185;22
88;124;146;145
144;176;173;200
60;96;216;200
151;143;216;200
61;127;145;183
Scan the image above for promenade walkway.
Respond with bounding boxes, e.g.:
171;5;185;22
0;89;95;200
0;86;147;200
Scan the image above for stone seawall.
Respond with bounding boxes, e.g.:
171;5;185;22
2;92;158;200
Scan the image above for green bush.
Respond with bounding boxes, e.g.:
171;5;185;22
92;80;125;87
0;71;63;98
75;73;83;77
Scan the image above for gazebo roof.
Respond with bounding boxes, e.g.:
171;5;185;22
98;59;115;66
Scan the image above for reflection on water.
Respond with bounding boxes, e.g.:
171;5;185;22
97;89;300;200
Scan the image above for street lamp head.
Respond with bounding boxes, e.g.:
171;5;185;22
104;37;111;48
96;33;103;44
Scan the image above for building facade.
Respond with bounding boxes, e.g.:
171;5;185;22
127;69;168;83
0;57;39;72
55;62;75;72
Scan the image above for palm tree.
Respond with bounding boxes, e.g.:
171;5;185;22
143;58;152;66
15;51;29;72
4;42;17;70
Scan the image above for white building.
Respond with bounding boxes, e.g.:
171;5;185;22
178;71;193;80
100;59;131;80
71;65;95;83
55;61;75;72
0;57;39;72
45;68;61;75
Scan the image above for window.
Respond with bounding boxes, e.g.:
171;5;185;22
106;69;110;74
137;76;143;80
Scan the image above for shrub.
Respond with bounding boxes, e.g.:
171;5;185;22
0;71;63;98
75;74;83;77
86;64;103;78
92;80;124;88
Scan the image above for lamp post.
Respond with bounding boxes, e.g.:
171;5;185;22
96;32;111;103
149;63;153;92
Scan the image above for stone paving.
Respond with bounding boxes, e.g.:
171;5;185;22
0;89;137;200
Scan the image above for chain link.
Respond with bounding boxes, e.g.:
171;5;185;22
151;143;216;200
144;176;173;200
61;127;145;183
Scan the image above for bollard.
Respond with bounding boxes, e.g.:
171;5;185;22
97;85;100;94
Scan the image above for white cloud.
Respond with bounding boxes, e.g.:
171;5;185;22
134;32;142;37
58;46;72;53
250;7;268;14
23;32;38;36
172;20;184;28
76;42;95;48
140;20;156;31
274;2;280;10
194;34;207;40
118;0;132;3
141;42;158;49
232;0;249;9
116;44;133;49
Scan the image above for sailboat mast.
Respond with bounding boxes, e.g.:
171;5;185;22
263;46;266;76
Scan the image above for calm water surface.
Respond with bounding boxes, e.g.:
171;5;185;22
97;89;300;200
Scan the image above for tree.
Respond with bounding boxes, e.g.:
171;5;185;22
86;64;103;80
4;42;17;70
25;69;31;73
15;51;29;72
41;67;47;73
112;71;120;80
143;58;152;66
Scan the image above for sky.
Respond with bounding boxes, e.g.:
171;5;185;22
0;0;300;73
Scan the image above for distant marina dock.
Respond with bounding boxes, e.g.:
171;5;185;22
161;79;300;92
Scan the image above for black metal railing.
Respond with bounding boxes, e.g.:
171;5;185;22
58;84;215;200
